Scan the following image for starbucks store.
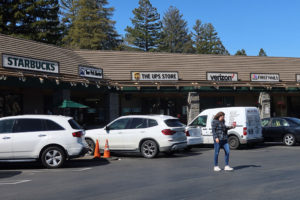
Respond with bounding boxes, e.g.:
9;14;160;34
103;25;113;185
1;33;300;127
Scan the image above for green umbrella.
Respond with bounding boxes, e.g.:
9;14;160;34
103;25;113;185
59;100;89;108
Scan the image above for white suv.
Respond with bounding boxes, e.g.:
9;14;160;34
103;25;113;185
85;115;187;158
0;115;88;168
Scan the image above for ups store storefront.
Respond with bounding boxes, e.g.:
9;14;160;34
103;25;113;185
0;35;113;128
2;34;300;125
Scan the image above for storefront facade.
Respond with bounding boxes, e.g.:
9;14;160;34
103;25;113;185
2;34;300;126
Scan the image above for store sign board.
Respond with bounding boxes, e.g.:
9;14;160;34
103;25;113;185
79;65;103;79
132;72;178;81
2;54;59;73
296;74;300;82
207;72;238;82
251;73;279;82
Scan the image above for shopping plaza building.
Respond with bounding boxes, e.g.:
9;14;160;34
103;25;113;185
1;33;300;128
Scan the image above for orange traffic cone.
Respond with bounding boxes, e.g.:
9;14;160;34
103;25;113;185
94;139;101;159
103;139;110;158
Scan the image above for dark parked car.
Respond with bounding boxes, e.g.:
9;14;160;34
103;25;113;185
261;117;300;146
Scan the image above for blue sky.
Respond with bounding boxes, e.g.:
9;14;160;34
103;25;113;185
109;0;300;57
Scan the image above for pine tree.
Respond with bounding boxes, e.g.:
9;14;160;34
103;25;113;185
235;49;247;56
62;0;121;50
0;0;62;45
159;6;194;53
193;19;229;55
125;0;161;52
258;48;267;56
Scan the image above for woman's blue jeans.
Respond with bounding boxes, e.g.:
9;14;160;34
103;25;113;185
214;140;230;166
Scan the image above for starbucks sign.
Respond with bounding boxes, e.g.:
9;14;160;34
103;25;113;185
2;54;59;73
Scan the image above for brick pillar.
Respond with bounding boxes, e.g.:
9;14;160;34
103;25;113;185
258;92;271;119
187;92;200;124
109;93;119;121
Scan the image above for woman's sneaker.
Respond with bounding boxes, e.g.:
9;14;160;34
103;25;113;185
224;165;234;171
214;166;222;172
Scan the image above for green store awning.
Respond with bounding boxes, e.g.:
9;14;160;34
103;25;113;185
59;100;89;108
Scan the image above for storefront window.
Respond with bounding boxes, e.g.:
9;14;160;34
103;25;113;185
0;94;22;117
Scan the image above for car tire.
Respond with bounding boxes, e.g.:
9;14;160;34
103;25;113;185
41;146;66;168
283;134;296;146
85;138;95;155
141;140;159;159
228;136;240;150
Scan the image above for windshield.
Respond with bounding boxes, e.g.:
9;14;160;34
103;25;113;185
288;118;300;126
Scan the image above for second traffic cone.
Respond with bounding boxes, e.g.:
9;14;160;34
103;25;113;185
94;139;101;158
103;139;110;158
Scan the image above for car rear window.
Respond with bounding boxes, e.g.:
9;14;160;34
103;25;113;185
164;119;185;127
44;120;65;131
68;119;82;130
148;119;158;127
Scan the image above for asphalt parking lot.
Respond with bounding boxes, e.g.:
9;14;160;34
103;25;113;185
1;143;300;200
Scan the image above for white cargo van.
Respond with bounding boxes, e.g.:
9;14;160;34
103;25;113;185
186;107;263;149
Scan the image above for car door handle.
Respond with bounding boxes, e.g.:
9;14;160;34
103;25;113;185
202;128;207;130
2;137;11;139
38;134;47;137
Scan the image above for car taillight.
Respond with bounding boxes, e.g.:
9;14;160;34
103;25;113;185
185;130;190;136
243;127;247;136
72;131;83;137
162;129;176;135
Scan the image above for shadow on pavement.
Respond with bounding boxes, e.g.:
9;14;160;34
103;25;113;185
110;150;202;159
0;171;22;179
0;157;110;170
234;165;261;170
64;158;110;168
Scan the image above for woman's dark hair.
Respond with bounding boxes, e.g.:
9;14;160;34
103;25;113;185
214;112;225;120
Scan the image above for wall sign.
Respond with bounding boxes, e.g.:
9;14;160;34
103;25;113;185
251;73;279;82
207;72;238;82
79;65;103;79
2;54;59;73
132;72;178;81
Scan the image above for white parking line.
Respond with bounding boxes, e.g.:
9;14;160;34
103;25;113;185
20;167;92;173
72;167;91;172
0;180;31;185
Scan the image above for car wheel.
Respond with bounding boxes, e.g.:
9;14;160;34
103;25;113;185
85;138;95;155
283;134;296;146
41;146;66;168
141;140;159;159
228;136;240;150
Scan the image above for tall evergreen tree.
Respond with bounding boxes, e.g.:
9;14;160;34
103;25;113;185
258;48;267;56
125;0;161;52
193;19;229;55
235;49;247;56
159;6;194;53
0;0;61;45
62;0;121;50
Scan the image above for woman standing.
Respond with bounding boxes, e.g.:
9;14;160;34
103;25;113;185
212;112;236;172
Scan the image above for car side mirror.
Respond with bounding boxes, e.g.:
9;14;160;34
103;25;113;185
104;126;110;131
